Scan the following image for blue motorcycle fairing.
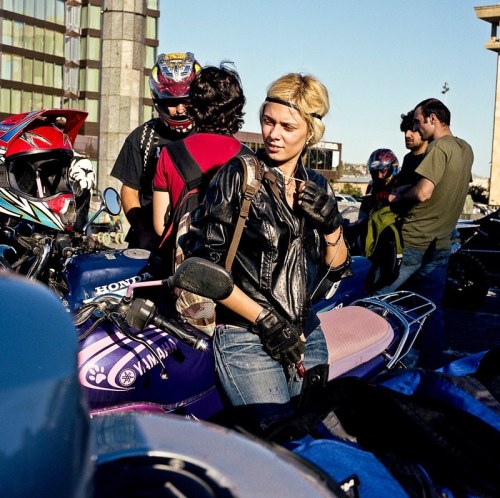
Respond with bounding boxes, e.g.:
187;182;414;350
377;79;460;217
63;248;151;309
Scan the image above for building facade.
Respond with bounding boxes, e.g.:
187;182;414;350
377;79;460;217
0;0;159;190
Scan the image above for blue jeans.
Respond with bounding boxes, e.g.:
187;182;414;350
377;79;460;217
213;322;328;431
377;245;451;368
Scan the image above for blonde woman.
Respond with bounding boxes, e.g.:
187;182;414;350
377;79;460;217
183;73;349;432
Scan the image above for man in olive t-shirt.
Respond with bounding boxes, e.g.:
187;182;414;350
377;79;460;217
377;98;473;369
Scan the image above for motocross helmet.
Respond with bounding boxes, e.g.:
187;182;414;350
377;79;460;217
0;109;88;231
149;52;201;133
367;148;399;183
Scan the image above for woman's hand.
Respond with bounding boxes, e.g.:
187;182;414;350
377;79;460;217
298;181;342;234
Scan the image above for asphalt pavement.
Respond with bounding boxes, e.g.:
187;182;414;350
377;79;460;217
443;285;500;360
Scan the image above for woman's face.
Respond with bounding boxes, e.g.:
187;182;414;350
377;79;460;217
261;102;309;172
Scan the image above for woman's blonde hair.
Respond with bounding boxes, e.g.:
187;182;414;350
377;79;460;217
260;73;329;147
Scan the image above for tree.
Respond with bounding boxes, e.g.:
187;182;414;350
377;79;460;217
340;183;362;198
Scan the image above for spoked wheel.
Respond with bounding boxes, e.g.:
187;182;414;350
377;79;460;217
444;252;490;309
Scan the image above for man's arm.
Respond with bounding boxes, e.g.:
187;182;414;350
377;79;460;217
389;177;435;203
121;185;142;227
152;190;171;236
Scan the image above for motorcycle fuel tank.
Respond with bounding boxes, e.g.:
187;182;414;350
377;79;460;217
62;248;151;309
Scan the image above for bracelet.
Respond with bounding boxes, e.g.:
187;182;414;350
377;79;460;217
325;225;343;247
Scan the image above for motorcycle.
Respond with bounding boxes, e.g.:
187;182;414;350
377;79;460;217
75;256;435;421
444;207;500;309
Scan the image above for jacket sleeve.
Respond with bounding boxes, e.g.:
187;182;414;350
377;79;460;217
182;158;244;266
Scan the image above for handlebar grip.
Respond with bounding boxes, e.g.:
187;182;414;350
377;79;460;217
152;314;209;351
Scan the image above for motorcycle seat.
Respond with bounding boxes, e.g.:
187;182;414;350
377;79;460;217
318;306;394;379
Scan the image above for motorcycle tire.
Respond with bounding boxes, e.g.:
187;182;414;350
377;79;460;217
444;252;490;309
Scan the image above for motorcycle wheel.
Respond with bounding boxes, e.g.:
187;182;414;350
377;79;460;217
444;252;490;309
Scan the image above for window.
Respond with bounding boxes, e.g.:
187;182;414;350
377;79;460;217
85;99;99;122
86;67;99;92
146;16;157;39
22;90;33;112
45;0;56;24
34;1;45;21
34;27;45;53
146;45;156;69
2;19;13;46
1;53;13;80
24;24;34;51
13;21;23;48
23;58;33;84
144;75;150;98
43;94;53;109
55;0;65;24
33;92;43;110
0;88;11;113
89;5;101;30
11;55;22;82
88;37;100;60
147;0;158;9
12;0;23;15
44;61;54;87
54;63;63;89
45;30;55;55
33;59;43;86
55;31;64;57
24;0;35;17
11;89;22;114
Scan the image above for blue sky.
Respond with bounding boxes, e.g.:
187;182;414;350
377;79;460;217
159;0;496;178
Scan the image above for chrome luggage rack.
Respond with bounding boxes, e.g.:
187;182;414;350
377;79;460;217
351;290;436;368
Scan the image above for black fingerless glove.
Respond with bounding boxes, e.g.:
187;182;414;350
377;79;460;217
298;181;343;234
251;308;305;366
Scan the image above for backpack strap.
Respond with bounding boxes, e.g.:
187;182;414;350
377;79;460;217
167;140;204;192
225;154;263;272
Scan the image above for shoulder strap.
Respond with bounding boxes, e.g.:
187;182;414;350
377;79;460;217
225;154;263;272
167;140;204;192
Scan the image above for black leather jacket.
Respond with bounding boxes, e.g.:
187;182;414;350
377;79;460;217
183;153;338;335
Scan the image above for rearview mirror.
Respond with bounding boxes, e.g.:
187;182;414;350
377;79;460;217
167;257;233;300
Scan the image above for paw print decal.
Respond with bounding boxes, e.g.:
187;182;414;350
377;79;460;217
88;365;106;384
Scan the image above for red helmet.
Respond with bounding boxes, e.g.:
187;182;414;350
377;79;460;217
0;109;87;230
149;52;202;133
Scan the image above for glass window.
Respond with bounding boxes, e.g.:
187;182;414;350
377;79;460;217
46;0;56;24
24;0;35;17
145;46;156;69
12;0;23;15
12;55;22;82
52;95;61;108
55;0;65;24
88;37;100;60
89;5;101;30
35;1;45;21
0;88;11;114
43;94;53;109
2;19;13;46
33;59;43;86
147;0;158;9
11;89;22;114
22;91;33;112
79;68;86;91
23;58;33;84
87;68;99;92
54;63;63;89
146;16;157;39
44;61;54;87
13;21;23;48
24;24;34;51
34;27;45;53
81;5;88;30
1;53;13;80
45;30;55;55
55;32;64;57
33;92;43;110
144;75;150;98
86;99;99;122
3;1;14;12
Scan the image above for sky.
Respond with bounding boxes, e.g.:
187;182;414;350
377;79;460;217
159;0;497;178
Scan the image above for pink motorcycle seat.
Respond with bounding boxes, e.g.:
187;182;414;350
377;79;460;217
318;306;394;380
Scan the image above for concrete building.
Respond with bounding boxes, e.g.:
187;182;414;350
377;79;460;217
0;0;159;191
475;4;500;205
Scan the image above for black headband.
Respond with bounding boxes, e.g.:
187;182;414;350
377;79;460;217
265;97;322;120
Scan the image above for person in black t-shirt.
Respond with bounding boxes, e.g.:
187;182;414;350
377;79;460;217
111;52;201;250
